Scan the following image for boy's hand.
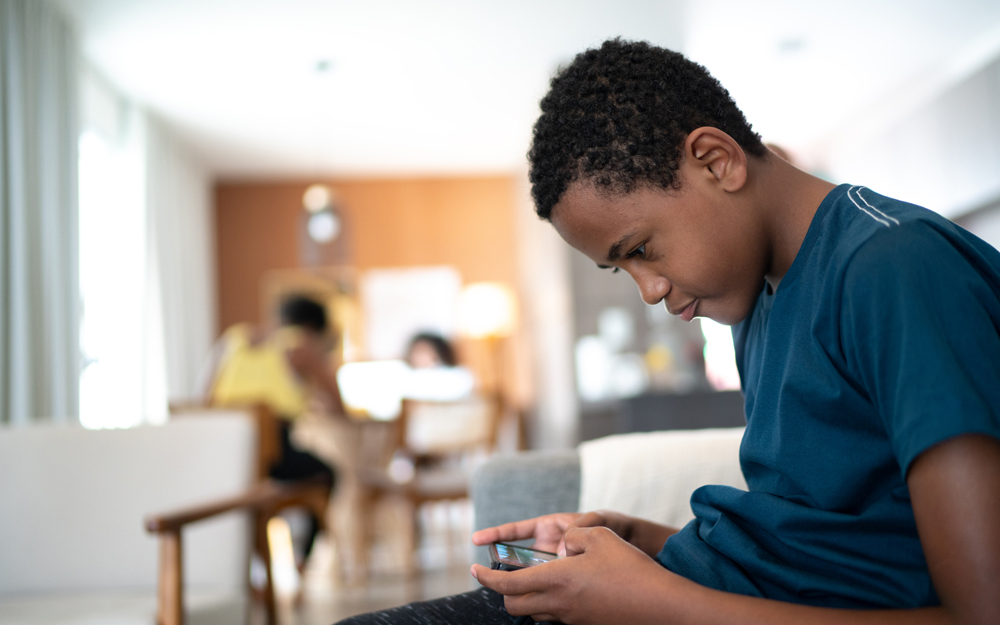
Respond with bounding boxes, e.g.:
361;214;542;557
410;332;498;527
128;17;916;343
472;512;586;555
472;526;676;624
473;510;676;558
472;510;636;555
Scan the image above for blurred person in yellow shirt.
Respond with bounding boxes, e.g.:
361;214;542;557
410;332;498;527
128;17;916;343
207;295;343;563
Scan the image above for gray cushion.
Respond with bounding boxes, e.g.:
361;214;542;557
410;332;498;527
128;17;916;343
470;450;580;566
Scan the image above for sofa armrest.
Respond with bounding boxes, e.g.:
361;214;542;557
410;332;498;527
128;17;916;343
470;449;581;566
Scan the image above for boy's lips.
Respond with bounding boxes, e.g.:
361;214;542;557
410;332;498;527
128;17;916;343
678;299;698;321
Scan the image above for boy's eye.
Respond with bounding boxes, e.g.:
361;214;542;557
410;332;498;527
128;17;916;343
627;244;646;259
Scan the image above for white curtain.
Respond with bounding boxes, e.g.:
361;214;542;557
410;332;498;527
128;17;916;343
144;115;217;406
0;0;79;424
78;82;216;427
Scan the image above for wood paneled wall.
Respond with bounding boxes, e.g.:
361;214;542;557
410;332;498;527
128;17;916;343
214;175;519;333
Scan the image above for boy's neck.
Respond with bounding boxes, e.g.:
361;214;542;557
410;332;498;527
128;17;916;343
749;154;836;292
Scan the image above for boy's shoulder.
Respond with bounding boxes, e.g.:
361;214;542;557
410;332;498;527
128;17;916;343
810;185;1000;287
823;185;950;250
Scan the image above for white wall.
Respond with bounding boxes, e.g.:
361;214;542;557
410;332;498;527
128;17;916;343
514;169;579;449
821;54;1000;219
959;201;1000;252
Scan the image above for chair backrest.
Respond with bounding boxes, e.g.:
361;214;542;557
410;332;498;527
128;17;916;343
0;412;256;596
402;396;498;457
178;401;278;482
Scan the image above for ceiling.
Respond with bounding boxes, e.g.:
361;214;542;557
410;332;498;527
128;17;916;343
54;0;1000;179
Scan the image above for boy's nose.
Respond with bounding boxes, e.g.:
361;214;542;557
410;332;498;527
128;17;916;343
633;270;670;306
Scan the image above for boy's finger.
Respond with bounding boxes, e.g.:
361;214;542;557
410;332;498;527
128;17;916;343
470;563;542;596
563;510;604;531
562;525;605;556
471;518;537;545
504;594;556;619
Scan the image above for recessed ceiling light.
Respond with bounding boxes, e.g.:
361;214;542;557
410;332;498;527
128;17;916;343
777;38;806;55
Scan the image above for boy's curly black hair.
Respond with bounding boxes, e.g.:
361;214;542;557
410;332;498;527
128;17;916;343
528;38;767;220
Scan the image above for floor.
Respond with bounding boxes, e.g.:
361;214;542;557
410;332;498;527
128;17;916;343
277;564;479;625
260;499;480;625
0;502;477;625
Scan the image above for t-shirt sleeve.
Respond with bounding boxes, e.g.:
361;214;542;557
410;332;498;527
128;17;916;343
841;222;1000;476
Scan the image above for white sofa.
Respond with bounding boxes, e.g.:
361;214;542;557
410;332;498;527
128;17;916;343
0;412;257;625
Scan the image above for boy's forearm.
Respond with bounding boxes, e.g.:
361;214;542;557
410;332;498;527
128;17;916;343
620;517;679;557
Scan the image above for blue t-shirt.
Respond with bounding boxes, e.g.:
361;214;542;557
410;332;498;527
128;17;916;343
656;184;1000;609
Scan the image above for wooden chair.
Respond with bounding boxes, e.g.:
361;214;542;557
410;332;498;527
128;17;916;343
169;404;333;614
173;403;332;544
145;480;328;625
354;394;501;576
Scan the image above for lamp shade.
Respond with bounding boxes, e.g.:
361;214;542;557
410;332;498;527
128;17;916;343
302;184;332;213
457;282;517;339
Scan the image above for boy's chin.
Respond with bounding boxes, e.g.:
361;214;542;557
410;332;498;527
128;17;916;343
701;302;754;326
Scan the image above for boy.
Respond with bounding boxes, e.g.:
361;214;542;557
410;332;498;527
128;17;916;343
339;39;1000;624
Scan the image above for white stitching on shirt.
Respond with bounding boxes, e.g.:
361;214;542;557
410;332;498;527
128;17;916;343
846;186;892;227
856;187;900;226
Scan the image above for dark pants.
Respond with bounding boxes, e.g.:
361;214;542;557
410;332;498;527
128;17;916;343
335;587;551;625
269;419;334;559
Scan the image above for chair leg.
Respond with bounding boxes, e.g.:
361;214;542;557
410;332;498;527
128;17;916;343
307;487;330;535
444;500;455;569
157;529;184;625
353;488;377;583
405;497;420;579
253;510;278;625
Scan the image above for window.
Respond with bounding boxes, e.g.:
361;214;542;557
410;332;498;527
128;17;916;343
77;71;167;428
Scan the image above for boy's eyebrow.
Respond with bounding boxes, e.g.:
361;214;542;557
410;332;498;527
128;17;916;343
606;232;638;263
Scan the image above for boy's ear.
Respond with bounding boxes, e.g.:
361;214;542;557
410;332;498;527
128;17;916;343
684;127;748;193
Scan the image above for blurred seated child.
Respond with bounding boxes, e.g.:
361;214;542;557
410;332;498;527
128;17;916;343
399;332;488;465
401;332;475;402
405;332;458;369
206;295;344;563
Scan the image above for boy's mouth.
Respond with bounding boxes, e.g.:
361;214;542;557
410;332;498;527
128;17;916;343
679;299;698;322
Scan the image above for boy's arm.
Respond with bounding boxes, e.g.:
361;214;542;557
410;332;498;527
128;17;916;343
905;433;1000;625
611;515;680;558
474;433;1000;625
